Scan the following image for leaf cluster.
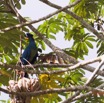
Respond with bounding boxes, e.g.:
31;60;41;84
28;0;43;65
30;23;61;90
70;0;104;18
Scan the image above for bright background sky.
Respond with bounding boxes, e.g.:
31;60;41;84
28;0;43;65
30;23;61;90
0;0;99;101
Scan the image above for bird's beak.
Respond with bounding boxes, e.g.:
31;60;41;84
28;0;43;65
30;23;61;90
25;37;29;40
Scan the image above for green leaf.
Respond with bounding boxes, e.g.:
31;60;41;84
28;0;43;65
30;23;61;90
49;35;56;40
55;25;63;32
87;36;96;42
85;40;93;48
21;0;26;4
0;100;7;103
71;72;83;83
49;26;57;34
64;29;73;40
82;42;88;53
16;2;21;9
0;75;9;85
40;41;46;50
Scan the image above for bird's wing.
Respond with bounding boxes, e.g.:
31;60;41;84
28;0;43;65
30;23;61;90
21;47;31;65
29;48;38;63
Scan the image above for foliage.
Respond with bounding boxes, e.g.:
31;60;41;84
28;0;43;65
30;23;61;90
76;78;104;103
70;0;104;18
0;0;104;103
32;69;85;102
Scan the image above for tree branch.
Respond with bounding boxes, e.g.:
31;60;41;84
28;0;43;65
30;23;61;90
0;86;104;97
72;83;104;102
0;55;104;76
85;57;104;85
0;0;81;33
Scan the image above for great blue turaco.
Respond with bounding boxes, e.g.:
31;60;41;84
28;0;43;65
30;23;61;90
20;33;42;78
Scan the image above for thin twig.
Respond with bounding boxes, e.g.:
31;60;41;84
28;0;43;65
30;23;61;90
85;58;104;85
23;58;36;70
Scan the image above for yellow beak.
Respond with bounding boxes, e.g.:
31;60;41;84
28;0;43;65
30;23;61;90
25;37;29;40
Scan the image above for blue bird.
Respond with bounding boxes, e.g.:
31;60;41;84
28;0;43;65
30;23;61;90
20;33;42;78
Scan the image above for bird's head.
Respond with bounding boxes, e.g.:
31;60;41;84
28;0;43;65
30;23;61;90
25;33;33;39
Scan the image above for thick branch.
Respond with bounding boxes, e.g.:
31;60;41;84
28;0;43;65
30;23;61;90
0;86;104;97
0;55;104;76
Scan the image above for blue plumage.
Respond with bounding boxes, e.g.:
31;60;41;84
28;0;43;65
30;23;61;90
20;33;39;78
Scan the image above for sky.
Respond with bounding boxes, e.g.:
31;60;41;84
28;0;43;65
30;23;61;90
0;0;101;101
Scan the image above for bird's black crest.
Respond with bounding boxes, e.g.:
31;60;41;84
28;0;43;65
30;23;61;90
25;33;33;38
